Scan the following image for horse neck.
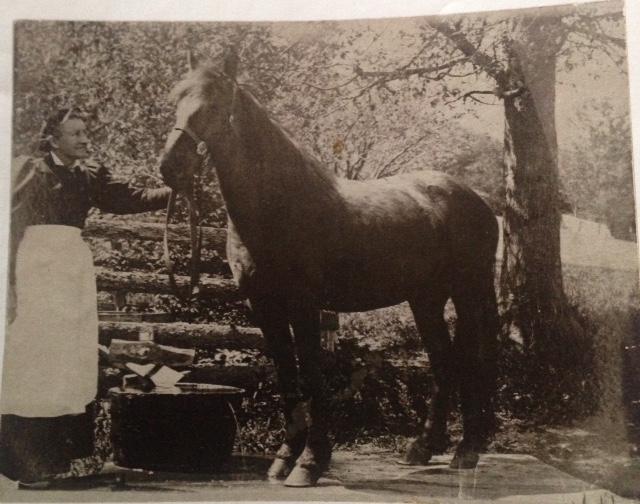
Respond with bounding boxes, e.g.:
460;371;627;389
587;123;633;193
212;90;341;250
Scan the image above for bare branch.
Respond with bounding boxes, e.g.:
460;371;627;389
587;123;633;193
381;82;397;95
446;71;478;78
350;56;470;100
302;74;359;91
465;95;497;106
401;39;437;70
373;132;430;179
564;31;625;68
354;56;469;81
427;19;507;86
350;137;375;180
444;89;498;105
573;12;623;21
569;17;626;50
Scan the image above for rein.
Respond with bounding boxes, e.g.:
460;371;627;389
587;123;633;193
162;77;238;303
162;126;210;303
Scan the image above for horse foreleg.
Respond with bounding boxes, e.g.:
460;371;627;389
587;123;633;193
249;295;306;480
283;304;331;487
403;294;452;465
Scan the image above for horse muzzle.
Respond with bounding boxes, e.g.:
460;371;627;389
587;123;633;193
159;155;194;194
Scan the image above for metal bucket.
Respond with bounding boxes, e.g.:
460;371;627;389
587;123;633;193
109;383;244;472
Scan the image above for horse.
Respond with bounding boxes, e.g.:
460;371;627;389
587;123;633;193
159;54;500;487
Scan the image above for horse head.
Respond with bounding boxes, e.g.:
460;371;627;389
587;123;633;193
160;50;238;193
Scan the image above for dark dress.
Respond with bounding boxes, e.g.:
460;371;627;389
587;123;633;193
0;153;171;483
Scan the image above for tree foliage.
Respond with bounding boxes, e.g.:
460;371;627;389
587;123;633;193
14;12;626;228
561;100;635;240
13;19;500;188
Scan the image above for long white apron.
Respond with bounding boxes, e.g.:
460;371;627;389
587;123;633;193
1;225;98;417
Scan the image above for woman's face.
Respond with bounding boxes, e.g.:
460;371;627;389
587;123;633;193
52;118;90;163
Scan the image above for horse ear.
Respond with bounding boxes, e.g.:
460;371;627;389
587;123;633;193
187;50;198;72
223;47;239;80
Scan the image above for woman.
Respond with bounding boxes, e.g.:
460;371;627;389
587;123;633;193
0;108;172;488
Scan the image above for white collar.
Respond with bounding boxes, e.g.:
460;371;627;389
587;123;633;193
50;151;81;169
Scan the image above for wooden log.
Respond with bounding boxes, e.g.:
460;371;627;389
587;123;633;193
107;340;195;367
84;220;227;253
95;267;241;300
185;365;275;390
98;321;264;350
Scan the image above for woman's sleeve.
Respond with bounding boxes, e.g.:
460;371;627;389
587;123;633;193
89;164;171;215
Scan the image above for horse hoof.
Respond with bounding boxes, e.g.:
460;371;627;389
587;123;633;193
449;449;479;469
283;465;320;487
267;457;293;481
399;439;433;466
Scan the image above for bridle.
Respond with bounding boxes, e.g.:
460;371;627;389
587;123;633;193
162;76;238;303
163;125;211;303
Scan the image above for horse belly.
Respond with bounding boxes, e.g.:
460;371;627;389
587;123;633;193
321;256;436;312
322;292;407;313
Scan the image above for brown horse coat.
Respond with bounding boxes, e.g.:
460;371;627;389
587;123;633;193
161;63;499;485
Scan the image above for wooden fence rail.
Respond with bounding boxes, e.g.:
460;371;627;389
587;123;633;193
99;321;263;350
95;268;240;300
84;220;227;252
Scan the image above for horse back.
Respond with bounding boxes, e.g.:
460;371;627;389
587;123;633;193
310;171;497;310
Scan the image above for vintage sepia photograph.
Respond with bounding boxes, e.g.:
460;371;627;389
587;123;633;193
0;0;638;502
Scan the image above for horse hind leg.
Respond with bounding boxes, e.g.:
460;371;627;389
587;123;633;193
402;291;453;465
450;265;499;469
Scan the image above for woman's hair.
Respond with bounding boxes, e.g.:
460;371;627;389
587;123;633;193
38;108;85;152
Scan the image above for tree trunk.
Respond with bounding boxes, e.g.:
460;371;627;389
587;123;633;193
498;16;570;356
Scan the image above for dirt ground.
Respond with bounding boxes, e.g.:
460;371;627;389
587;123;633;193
0;451;633;504
490;414;640;500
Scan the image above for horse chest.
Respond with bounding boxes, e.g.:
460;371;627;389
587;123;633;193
226;228;324;299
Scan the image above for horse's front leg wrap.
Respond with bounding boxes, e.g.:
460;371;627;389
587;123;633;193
268;395;308;480
283;409;332;488
268;446;295;481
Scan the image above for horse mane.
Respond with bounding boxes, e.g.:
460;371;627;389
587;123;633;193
235;88;338;188
169;66;223;104
170;65;339;196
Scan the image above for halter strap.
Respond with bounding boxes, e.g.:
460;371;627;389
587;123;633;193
163;126;210;302
174;127;208;156
163;81;239;303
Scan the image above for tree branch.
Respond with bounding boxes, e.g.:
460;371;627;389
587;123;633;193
444;89;499;105
350;56;470;100
373;132;430;179
427;19;506;86
303;74;359;91
564;31;626;68
569;16;626;50
354;56;469;81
